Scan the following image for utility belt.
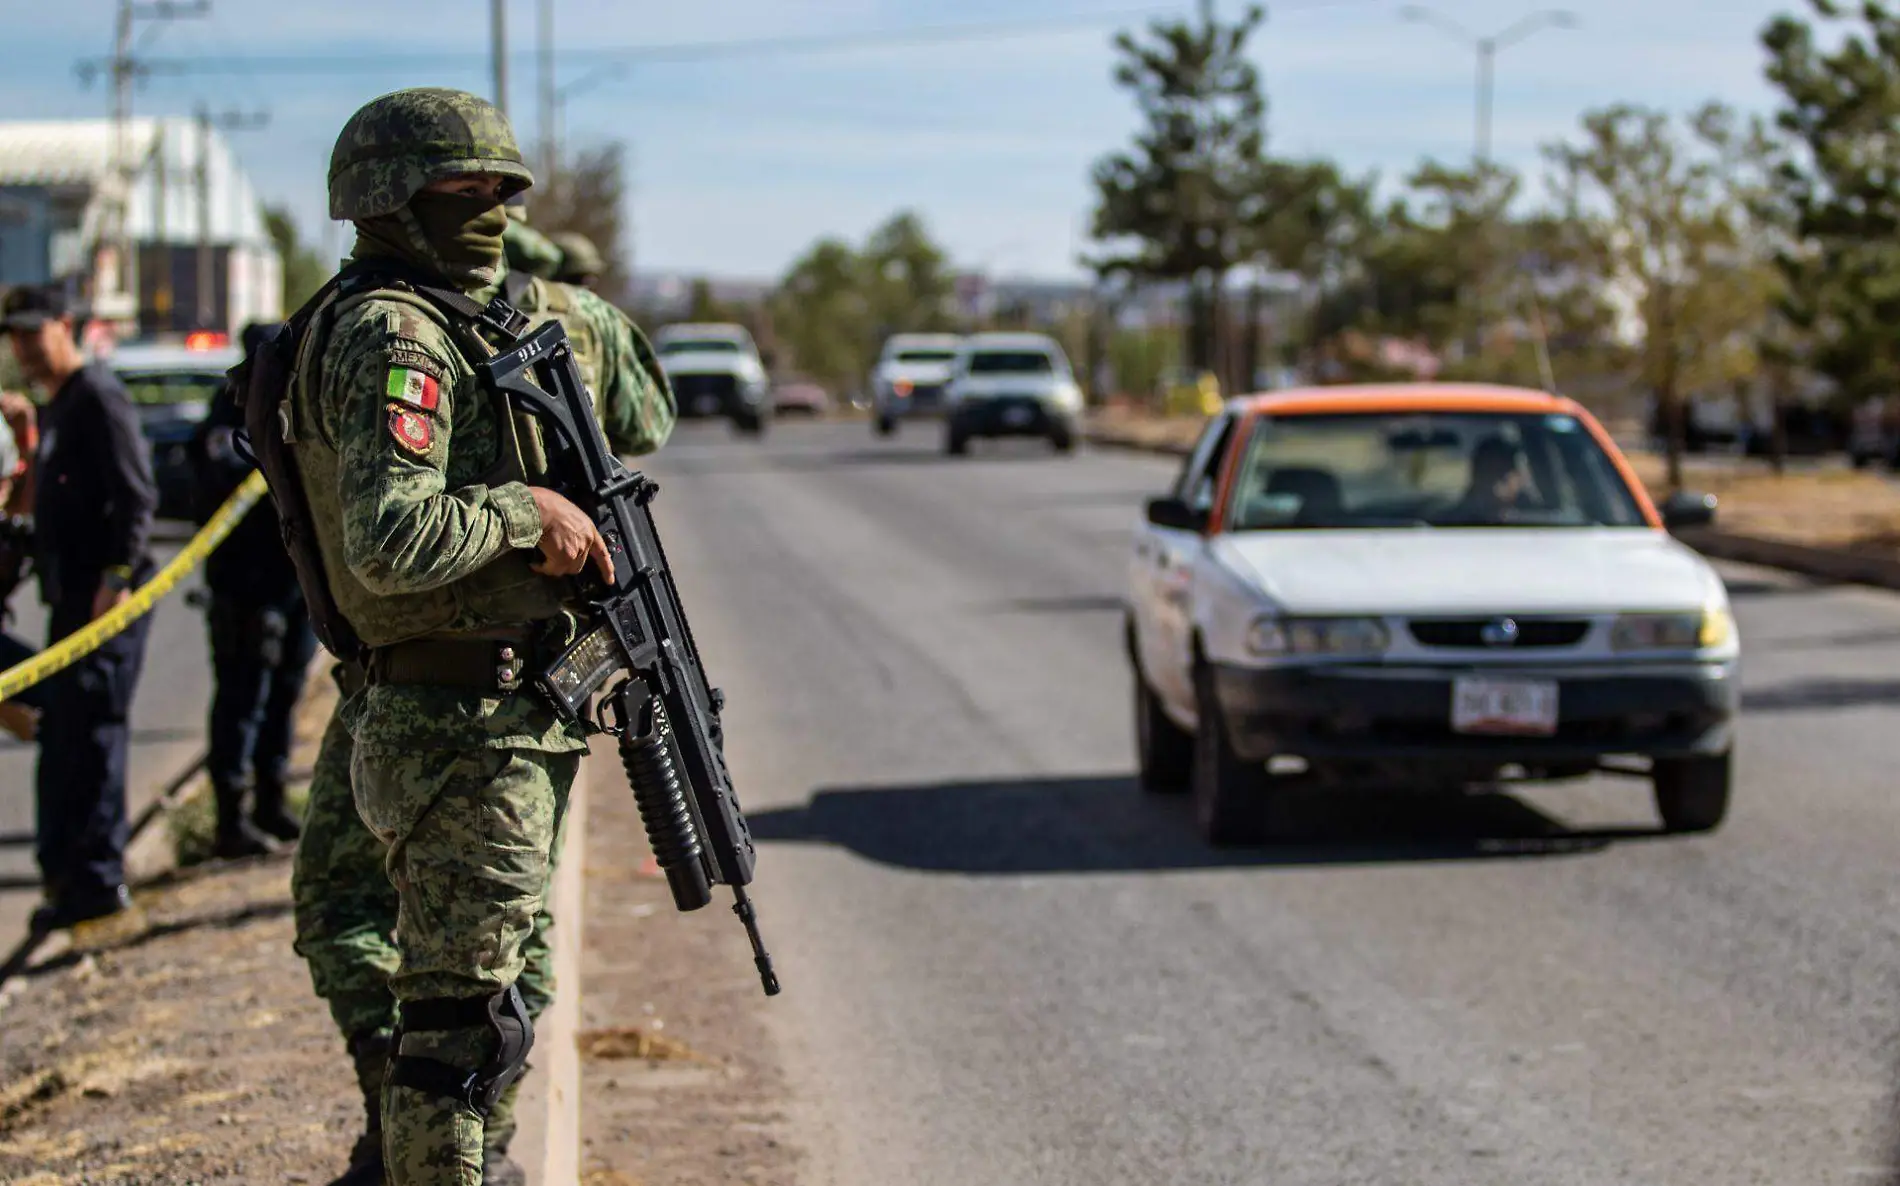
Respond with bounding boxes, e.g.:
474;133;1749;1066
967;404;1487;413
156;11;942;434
363;628;544;695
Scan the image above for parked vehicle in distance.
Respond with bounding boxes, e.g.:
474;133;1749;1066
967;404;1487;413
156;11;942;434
108;332;240;521
652;322;771;435
1849;396;1900;469
1126;384;1738;845
942;332;1083;456
870;333;962;436
773;380;832;416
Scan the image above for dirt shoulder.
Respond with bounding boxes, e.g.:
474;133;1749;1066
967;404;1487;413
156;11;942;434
1086;409;1900;561
575;739;802;1186
0;676;366;1186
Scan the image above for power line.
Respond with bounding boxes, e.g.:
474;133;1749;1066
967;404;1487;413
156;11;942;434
80;1;1379;77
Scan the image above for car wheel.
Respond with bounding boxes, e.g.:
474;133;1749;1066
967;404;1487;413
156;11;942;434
1851;450;1871;471
733;407;767;437
1135;673;1192;794
875;415;897;438
1191;663;1267;846
945;424;969;455
1652;750;1731;834
1049;422;1077;454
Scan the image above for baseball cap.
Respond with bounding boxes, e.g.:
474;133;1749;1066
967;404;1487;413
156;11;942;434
0;285;77;332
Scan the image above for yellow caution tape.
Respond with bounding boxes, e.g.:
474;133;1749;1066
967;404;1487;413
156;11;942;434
0;470;270;702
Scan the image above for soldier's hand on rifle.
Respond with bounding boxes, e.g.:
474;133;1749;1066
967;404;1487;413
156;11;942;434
528;486;614;582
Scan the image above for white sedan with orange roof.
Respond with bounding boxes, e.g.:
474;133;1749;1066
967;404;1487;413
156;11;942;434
1125;384;1739;845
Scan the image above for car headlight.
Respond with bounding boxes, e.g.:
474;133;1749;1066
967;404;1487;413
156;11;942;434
1247;615;1389;658
1611;610;1731;651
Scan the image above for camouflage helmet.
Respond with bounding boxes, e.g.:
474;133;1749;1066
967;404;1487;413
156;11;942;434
328;87;533;220
551;232;605;281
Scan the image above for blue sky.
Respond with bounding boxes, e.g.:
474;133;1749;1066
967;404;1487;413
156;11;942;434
1;1;1792;279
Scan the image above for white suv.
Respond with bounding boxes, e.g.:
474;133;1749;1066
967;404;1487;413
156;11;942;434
870;333;962;436
652;322;771;435
942;332;1083;455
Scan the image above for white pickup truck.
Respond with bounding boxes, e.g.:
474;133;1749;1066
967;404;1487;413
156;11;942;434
652;322;771;435
869;333;962;437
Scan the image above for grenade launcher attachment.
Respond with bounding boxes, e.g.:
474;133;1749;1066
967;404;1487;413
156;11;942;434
477;319;779;997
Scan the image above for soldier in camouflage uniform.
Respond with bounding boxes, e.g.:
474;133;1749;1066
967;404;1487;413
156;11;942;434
501;212;565;282
293;260;672;1185
284;88;674;1186
549;232;604;289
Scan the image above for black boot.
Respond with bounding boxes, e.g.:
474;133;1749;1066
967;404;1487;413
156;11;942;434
212;778;277;859
327;1031;389;1186
251;775;303;843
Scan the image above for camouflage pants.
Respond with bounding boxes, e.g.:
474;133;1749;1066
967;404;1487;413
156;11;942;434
290;683;571;1179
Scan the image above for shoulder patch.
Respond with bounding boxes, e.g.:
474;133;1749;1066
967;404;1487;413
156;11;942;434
387;404;434;454
385;363;441;412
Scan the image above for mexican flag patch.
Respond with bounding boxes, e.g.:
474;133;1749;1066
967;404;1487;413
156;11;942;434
385;365;440;411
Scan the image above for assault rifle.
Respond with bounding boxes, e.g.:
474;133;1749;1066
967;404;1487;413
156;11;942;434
477;319;780;997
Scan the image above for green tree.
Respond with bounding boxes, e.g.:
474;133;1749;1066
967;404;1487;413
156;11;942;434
1760;1;1900;406
1544;102;1775;488
1089;0;1268;376
263;206;325;312
770;238;874;396
768;212;959;396
1243;158;1373;380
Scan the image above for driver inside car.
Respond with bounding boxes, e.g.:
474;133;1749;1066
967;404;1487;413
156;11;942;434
1445;436;1531;523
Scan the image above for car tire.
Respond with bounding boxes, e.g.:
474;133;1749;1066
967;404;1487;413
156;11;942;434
1652;750;1731;834
733;406;767;437
1191;663;1267;846
1050;422;1077;454
946;424;970;455
875;415;897;438
1135;673;1192;795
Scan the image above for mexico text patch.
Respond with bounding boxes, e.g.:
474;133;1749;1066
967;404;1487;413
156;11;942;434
388;404;433;454
386;365;440;412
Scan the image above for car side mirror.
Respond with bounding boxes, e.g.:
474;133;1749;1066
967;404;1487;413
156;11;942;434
1660;490;1717;530
1146;495;1209;533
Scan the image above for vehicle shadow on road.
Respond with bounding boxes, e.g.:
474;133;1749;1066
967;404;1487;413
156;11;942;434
1742;677;1900;712
747;775;1665;875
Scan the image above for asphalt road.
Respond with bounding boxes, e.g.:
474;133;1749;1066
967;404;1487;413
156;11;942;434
0;530;212;943
647;418;1900;1186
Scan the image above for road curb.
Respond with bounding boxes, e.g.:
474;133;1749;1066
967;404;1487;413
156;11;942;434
519;762;590;1186
1083;425;1900;594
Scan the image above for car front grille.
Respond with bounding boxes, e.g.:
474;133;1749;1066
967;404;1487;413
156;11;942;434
1408;618;1591;649
671;373;736;416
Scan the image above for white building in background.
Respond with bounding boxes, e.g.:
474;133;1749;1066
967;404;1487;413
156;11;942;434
0;117;281;340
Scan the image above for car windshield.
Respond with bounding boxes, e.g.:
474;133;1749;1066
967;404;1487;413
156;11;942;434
115;371;222;407
1227;411;1648;531
966;351;1054;375
659;339;742;355
894;350;957;363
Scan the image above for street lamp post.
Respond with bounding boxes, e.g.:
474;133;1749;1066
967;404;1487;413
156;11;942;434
1398;6;1578;167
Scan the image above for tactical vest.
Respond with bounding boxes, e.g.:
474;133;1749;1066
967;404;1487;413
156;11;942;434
286;274;569;649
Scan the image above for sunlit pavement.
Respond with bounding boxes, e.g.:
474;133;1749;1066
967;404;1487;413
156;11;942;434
648;417;1900;1185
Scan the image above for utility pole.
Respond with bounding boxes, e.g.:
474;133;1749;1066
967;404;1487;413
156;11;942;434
538;0;555;188
194;105;268;332
492;0;509;116
77;0;208;320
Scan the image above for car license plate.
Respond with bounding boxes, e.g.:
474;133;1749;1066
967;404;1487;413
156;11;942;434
1451;677;1558;736
1003;405;1033;426
695;394;721;415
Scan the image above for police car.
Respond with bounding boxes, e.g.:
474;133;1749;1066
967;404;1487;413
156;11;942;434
107;332;240;521
1126;384;1740;844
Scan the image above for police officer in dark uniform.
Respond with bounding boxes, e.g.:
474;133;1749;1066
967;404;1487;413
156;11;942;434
1;284;157;930
189;322;318;857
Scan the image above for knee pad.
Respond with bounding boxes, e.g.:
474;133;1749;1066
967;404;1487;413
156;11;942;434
387;984;535;1117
